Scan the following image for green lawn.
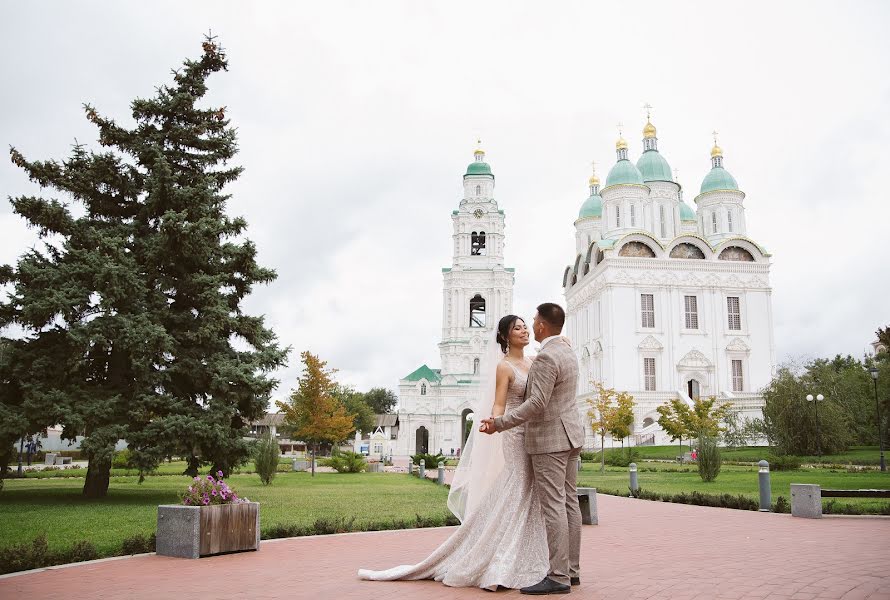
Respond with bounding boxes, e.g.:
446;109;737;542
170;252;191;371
607;445;886;465
577;461;890;511
0;472;448;555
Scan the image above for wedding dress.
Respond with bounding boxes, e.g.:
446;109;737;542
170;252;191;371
358;360;549;590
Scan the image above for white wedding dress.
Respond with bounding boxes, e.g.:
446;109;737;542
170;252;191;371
358;360;549;590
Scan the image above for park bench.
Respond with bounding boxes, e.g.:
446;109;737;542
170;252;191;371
791;484;890;518
577;487;598;525
54;456;73;465
675;452;695;464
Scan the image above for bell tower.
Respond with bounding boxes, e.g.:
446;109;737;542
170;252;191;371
439;144;515;375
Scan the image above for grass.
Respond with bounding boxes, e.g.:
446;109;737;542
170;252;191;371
577;460;890;512
16;460;292;479
0;471;448;555
603;445;887;465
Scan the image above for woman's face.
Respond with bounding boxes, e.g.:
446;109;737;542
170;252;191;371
508;318;529;349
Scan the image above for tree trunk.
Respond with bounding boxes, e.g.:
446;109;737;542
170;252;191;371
83;450;112;498
311;444;316;477
600;433;605;473
184;454;200;477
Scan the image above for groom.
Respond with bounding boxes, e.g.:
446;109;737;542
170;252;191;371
481;303;584;595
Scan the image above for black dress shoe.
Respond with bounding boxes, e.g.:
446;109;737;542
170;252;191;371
570;577;580;586
520;577;571;595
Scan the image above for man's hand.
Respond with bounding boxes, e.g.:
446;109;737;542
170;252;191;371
479;417;496;435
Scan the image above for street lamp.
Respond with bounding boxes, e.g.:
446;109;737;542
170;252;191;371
868;367;886;472
806;393;825;457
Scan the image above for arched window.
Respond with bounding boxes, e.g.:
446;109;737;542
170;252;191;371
420;383;427;395
471;231;486;255
473;358;480;374
475;184;481;196
469;294;486;327
727;209;734;232
616;206;621;227
630;204;636;227
712;212;718;233
659;205;666;238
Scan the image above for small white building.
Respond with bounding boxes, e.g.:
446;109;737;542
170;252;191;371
563;118;776;447
352;414;400;457
394;147;515;457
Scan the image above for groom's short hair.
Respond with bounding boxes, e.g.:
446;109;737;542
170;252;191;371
536;302;565;332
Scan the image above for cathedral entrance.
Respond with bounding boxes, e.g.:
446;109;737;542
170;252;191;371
460;408;474;447
415;426;429;454
687;379;701;400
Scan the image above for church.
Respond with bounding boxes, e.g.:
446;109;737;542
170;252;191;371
392;147;514;457
564;117;775;447
393;115;775;456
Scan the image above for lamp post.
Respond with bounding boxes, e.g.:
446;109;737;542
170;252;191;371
868;367;886;472
806;393;824;457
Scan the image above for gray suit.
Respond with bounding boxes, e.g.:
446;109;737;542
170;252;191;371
493;337;583;586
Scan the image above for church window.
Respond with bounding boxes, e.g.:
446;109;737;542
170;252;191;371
616;206;621;227
469;294;486;328
684;295;699;329
712;212;718;233
659;205;666;238
644;357;656;391
475;184;482;196
630;204;636;227
421;383;427;395
727;296;741;330
727;209;734;232
641;294;655;328
471;231;487;256
732;359;744;391
473;358;480;374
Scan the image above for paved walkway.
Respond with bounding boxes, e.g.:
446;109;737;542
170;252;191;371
2;495;888;599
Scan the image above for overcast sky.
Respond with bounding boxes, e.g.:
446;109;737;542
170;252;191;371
2;1;889;404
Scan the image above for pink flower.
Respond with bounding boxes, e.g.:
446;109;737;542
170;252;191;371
217;470;224;478
211;489;217;496
206;475;214;481
184;497;191;504
202;497;209;505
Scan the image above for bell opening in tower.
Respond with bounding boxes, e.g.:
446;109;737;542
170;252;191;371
469;294;486;328
471;231;487;256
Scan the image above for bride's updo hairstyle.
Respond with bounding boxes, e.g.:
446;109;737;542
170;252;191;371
496;314;523;354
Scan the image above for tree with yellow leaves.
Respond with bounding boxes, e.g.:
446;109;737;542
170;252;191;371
587;383;617;472
276;352;354;476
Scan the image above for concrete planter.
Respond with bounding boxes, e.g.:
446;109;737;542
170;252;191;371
156;502;260;558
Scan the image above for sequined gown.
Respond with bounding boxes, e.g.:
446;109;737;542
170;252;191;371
358;360;549;590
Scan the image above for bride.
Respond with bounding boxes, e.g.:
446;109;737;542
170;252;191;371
358;314;549;590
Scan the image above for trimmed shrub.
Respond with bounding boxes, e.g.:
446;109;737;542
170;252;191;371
321;449;367;473
772;496;790;513
254;433;280;485
0;534;98;575
766;454;802;471
697;434;722;482
121;533;156;555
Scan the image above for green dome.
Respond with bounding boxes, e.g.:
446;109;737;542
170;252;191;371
578;193;602;219
679;201;696;222
699;167;738;194
464;161;493;178
605;159;644;187
636;150;673;182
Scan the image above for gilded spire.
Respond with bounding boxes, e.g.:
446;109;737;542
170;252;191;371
474;138;485;161
588;161;600;189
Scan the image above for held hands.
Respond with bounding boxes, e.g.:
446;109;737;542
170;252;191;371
479;417;496;435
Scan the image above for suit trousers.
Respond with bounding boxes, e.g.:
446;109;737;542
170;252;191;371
530;446;582;586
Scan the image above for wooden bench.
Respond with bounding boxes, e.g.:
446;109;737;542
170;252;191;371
791;484;890;518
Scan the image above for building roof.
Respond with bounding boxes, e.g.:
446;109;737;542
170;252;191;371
636;150;673;182
465;161;493;178
374;414;399;428
253;413;285;426
679;201;697;222
605;159;644;186
578;193;603;219
699;166;739;194
403;364;442;382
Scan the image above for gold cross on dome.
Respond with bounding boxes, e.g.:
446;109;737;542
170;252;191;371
617;122;624;137
673;168;679;182
590;160;597;175
712;130;719;145
643;102;653;121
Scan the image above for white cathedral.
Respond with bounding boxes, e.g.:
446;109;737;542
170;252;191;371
393;117;775;456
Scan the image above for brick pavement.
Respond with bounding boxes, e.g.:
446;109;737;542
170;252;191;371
2;494;888;600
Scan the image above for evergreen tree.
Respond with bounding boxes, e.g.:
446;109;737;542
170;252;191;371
2;36;287;497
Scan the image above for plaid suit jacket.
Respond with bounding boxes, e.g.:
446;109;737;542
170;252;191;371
493;337;584;455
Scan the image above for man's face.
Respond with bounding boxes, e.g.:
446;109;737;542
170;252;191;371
532;313;545;342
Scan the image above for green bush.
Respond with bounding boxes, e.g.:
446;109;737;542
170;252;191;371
410;452;445;467
321;449;367;473
0;534;98;575
766;454;802;471
261;513;461;540
121;533;156;554
772;496;790;513
584;448;640;467
253;434;280;485
579;451;597;462
111;449;133;469
697;435;722;482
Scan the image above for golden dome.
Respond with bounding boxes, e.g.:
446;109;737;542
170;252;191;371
588;174;600;186
474;148;485;156
616;137;628;150
710;144;723;158
643;121;657;139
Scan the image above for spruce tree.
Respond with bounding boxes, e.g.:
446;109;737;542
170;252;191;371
2;35;287;497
